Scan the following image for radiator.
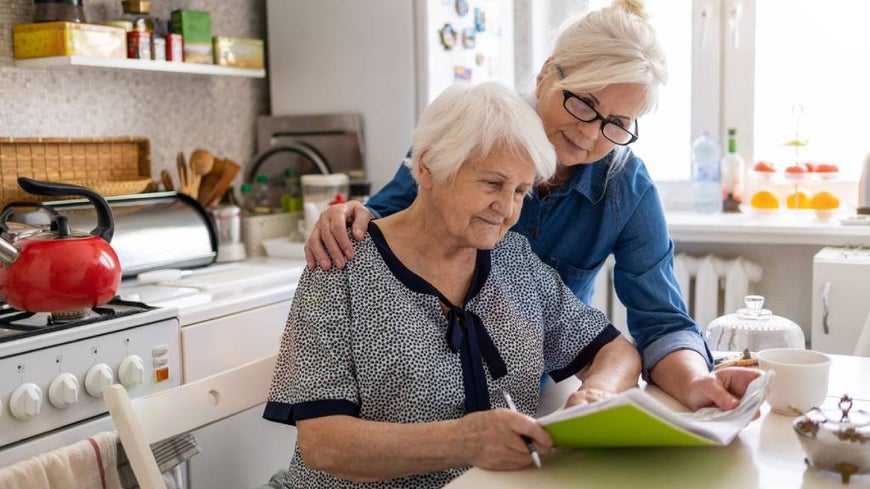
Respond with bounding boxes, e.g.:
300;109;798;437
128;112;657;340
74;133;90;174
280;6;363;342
591;254;762;337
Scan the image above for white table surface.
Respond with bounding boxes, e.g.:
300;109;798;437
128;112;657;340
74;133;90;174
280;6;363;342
446;354;870;488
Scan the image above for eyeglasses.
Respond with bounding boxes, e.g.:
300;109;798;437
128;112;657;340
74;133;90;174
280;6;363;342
555;66;639;146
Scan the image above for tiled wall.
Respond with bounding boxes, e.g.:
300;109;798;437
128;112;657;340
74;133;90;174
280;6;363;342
0;0;268;187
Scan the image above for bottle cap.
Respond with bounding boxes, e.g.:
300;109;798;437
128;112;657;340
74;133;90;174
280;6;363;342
240;182;252;193
256;174;269;183
284;168;298;178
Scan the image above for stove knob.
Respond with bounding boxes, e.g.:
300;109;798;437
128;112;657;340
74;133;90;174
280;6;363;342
85;363;115;398
119;355;145;387
48;373;80;409
10;383;43;420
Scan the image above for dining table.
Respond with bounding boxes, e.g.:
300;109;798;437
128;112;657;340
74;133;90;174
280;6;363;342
445;354;870;488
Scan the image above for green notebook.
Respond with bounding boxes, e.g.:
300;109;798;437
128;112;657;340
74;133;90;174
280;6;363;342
537;370;773;448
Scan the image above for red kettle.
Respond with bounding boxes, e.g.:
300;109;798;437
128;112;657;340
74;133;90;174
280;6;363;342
0;177;121;313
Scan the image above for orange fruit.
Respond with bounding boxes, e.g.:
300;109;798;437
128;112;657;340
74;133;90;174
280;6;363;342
750;190;780;209
810;191;840;210
785;190;811;209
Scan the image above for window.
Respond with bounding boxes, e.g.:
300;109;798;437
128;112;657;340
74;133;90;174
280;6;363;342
752;0;870;180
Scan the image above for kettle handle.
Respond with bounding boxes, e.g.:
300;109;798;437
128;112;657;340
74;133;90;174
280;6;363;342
17;177;115;242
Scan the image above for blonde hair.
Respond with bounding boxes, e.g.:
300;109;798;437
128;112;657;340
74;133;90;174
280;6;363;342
406;82;556;184
551;0;667;116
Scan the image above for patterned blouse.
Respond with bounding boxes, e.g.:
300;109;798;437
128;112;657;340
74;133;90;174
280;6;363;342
263;223;620;488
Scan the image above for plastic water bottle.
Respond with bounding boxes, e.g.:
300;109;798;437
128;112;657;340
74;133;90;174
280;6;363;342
692;131;722;213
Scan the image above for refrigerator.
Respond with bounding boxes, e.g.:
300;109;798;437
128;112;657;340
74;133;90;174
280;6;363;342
265;0;515;192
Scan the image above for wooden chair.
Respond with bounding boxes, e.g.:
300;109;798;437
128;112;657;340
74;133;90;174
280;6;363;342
104;354;278;489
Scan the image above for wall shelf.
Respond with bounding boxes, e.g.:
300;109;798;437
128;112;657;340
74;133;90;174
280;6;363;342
14;56;266;78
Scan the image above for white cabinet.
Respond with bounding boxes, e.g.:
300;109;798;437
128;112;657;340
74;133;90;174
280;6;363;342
181;299;294;488
811;247;870;354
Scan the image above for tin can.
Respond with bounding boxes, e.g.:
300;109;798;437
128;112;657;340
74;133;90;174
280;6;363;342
126;30;150;59
164;33;182;62
151;35;165;60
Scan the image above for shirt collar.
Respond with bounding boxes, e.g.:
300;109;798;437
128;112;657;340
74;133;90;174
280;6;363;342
557;150;615;205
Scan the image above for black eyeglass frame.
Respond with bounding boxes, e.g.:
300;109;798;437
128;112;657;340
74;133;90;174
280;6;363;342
555;66;639;146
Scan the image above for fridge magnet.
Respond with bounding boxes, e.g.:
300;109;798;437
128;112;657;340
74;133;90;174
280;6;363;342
439;23;457;50
474;7;486;32
461;28;476;49
454;65;472;81
455;0;469;17
475;52;485;66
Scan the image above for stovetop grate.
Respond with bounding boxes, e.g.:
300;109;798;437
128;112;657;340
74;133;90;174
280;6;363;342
0;298;155;344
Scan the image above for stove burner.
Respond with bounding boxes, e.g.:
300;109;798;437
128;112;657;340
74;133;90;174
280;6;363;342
49;309;91;324
0;298;156;344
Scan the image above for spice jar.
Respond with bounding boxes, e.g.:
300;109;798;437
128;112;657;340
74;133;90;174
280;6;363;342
33;0;86;23
121;0;154;32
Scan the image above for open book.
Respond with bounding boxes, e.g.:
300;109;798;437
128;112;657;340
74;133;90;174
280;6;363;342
537;370;773;447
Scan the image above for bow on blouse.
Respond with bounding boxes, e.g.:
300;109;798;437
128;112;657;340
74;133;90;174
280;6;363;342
446;307;507;413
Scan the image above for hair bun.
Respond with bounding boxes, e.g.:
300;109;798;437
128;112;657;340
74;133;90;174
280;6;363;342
613;0;648;21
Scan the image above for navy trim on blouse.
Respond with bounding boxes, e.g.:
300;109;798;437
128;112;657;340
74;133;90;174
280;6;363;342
263;399;359;426
549;324;622;382
367;222;507;413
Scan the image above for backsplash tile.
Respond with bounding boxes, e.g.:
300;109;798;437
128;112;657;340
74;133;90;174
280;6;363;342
0;0;268;189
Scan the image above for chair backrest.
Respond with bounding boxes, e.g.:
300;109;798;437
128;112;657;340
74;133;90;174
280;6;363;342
104;354;278;489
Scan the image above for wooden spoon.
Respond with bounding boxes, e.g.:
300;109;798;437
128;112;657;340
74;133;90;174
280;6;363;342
190;148;215;193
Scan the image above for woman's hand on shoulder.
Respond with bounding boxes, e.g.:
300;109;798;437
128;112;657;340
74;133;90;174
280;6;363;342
304;201;373;270
459;409;552;470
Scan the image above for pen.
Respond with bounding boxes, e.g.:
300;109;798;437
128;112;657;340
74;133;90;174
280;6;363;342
500;390;542;469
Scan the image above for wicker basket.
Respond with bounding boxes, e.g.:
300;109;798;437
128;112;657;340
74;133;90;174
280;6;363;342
0;137;152;207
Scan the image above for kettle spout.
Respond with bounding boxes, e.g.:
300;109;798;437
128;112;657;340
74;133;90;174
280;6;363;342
0;238;19;266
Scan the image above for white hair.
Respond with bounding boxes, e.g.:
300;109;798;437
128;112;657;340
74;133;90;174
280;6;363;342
552;0;667;116
405;82;556;184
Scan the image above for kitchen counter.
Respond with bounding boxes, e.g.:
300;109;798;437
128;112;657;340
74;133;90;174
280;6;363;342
447;354;870;488
666;211;870;246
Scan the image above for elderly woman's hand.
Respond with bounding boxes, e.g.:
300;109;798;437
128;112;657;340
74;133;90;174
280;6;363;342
564;387;617;408
460;409;553;470
304;201;373;270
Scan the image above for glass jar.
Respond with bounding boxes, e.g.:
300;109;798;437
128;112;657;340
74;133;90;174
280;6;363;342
706;295;805;352
33;0;86;23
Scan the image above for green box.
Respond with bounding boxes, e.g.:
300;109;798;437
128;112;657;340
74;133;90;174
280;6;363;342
170;9;211;44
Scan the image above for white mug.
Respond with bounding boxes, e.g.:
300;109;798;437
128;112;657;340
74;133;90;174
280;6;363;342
756;348;832;416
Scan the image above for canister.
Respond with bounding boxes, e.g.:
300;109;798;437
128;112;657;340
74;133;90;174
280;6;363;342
299;173;349;237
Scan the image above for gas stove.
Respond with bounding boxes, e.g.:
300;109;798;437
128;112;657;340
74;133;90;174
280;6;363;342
0;297;181;465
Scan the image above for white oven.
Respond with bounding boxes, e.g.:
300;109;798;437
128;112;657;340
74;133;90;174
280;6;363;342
119;257;305;489
0;303;181;468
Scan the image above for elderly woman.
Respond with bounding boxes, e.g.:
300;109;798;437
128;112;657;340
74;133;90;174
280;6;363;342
263;82;640;487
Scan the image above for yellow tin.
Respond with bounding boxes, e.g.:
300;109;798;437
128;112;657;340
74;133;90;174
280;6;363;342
13;22;126;59
213;37;264;69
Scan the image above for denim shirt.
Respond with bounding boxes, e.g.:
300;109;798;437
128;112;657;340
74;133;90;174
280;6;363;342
367;149;713;377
